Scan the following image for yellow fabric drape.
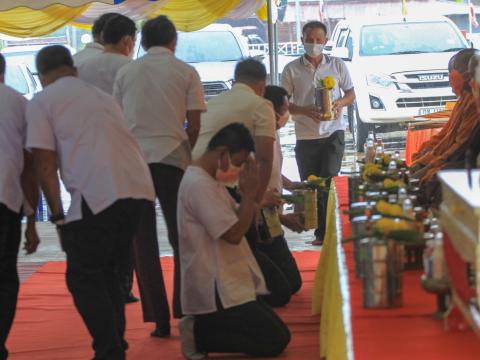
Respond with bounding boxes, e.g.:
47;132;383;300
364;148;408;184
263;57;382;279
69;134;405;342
256;2;267;22
150;0;243;32
312;183;349;360
0;4;90;37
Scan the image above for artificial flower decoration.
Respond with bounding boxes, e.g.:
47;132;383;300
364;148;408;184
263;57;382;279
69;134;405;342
322;76;336;90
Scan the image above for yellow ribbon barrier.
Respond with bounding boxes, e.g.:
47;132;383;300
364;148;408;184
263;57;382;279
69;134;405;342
312;181;353;360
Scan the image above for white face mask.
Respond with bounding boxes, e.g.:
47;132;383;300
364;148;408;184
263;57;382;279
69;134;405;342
304;43;324;57
276;110;290;129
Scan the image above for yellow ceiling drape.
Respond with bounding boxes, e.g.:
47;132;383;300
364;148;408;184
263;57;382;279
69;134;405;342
0;4;90;37
0;0;268;38
256;2;267;22
151;0;243;32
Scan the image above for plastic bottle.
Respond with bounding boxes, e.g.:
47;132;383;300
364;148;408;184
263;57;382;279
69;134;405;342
402;198;414;218
397;186;407;204
365;137;376;163
432;232;446;281
388;160;397;171
423;236;435;279
368;131;375;142
375;146;383;163
376;138;385;153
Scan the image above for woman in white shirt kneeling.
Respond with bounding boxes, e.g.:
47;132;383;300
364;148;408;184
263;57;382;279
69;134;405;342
177;123;291;359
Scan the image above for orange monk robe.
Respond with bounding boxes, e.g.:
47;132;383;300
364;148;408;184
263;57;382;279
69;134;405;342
412;93;477;168
418;93;479;182
411;106;459;163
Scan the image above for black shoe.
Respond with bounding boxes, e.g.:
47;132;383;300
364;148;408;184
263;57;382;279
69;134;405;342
307;237;323;246
125;293;140;304
150;325;171;338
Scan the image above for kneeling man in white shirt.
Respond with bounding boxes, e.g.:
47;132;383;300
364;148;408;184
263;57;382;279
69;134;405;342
177;123;290;360
26;45;156;360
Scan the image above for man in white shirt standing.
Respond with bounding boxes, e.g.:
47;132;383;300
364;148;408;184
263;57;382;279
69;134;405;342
0;53;40;360
114;16;206;322
178;123;290;360
26;46;156;360
78;14;135;95
73;12;117;67
281;21;356;246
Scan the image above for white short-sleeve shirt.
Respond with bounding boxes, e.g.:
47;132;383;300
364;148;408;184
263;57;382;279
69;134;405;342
78;52;131;95
178;166;268;315
281;55;354;140
0;83;27;214
268;132;283;193
72;42;104;68
25;76;155;222
113;47;206;165
192;83;276;161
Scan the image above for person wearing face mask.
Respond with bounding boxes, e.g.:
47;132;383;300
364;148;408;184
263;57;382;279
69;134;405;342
192;58;276;204
78;14;136;95
257;85;303;300
281;21;356;246
193;60;295;308
114;16;206;335
177;123;290;360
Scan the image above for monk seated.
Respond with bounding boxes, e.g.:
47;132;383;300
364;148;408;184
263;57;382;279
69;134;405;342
411;49;480;207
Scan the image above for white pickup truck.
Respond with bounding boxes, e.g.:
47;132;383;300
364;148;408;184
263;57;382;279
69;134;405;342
326;16;468;151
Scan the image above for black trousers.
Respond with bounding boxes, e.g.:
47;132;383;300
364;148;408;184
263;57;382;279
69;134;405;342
61;199;147;360
295;130;345;239
228;188;293;308
257;235;302;295
131;202;170;326
0;204;21;360
149;163;184;319
194;299;291;357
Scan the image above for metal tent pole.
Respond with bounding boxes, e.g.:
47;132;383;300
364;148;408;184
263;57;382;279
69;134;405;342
469;0;473;38
295;0;301;44
266;0;275;85
273;20;279;85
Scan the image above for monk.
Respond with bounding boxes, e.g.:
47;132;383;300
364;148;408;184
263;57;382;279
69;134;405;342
412;48;479;183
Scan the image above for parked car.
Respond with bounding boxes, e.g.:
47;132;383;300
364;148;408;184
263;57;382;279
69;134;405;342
2;43;76;73
4;62;37;99
247;34;265;45
2;43;76;98
135;24;250;100
326;16;468;151
135;24;289;100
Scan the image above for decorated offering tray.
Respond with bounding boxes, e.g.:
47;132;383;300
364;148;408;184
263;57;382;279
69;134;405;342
281;175;329;230
347;147;446;309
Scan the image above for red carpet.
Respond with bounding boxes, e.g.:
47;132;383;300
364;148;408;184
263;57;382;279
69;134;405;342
8;252;320;359
335;176;480;360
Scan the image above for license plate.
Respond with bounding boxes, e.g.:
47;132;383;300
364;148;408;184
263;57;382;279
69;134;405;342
418;107;444;116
